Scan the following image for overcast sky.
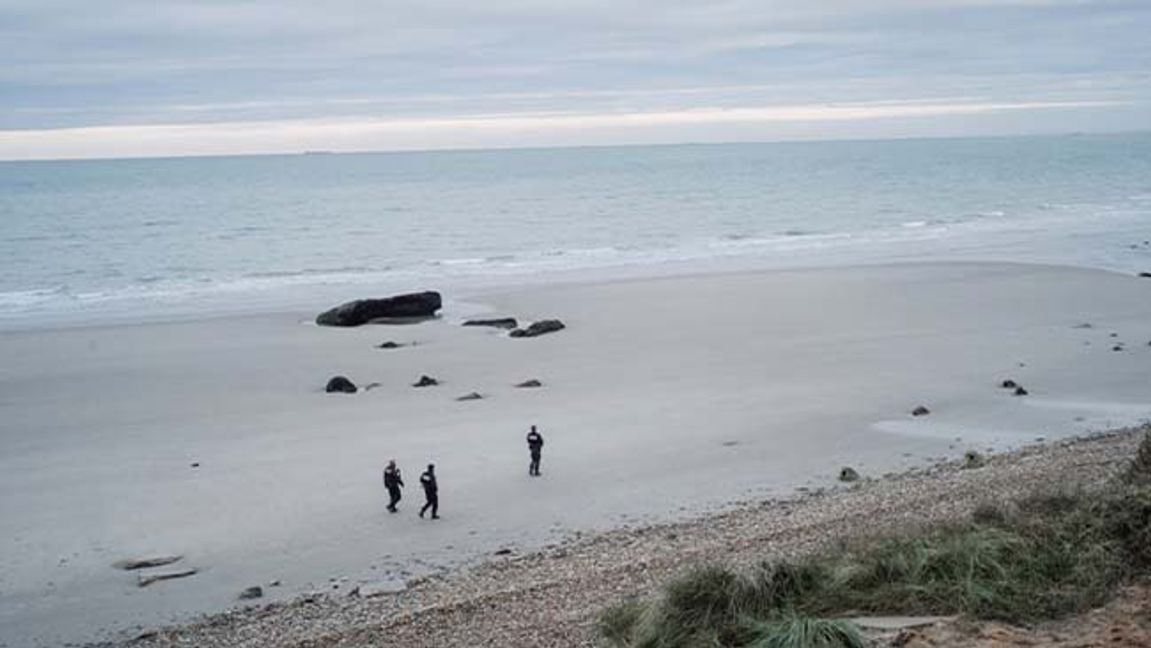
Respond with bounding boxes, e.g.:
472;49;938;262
1;0;1148;159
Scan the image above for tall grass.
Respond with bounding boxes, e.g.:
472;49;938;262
599;430;1151;648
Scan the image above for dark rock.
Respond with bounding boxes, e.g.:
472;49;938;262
325;376;357;394
316;292;442;327
137;569;198;587
463;318;518;330
508;319;566;338
1013;386;1029;396
1000;379;1018;389
238;586;263;600
1072;322;1093;329
493;548;513;556
190;462;200;468
1110;332;1119;338
838;467;860;482
412;375;439;388
514;379;543;388
363;382;382;391
456;392;483;401
1139;272;1151;278
114;556;183;571
1113;345;1124;352
376;341;404;349
963;450;986;469
911;406;931;417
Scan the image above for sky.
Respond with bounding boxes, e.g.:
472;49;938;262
0;0;1149;159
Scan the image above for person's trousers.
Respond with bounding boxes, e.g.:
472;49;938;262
421;495;438;517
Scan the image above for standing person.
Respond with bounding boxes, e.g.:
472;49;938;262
526;425;544;476
419;464;439;519
383;460;404;513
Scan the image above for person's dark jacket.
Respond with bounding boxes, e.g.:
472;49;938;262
420;471;437;495
527;432;544;454
384;468;403;490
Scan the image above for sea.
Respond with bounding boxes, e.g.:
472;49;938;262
2;132;1150;329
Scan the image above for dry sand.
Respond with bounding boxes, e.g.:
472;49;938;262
2;262;1151;646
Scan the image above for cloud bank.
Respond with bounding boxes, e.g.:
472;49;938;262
1;0;1148;158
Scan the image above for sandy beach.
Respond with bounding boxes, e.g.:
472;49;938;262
3;261;1151;647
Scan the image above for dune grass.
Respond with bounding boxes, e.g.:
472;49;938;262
599;428;1151;648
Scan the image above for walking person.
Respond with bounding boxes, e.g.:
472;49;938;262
383;460;404;513
419;464;439;519
526;425;544;476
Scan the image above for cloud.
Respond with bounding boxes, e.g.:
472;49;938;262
0;98;1129;160
0;0;1149;157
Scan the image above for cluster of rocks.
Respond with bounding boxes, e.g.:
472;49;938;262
316;291;563;400
112;555;197;589
1001;379;1028;396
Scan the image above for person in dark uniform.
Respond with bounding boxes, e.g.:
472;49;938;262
526;425;544;476
383;460;404;513
419;464;439;519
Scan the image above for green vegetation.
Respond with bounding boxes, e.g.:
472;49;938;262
599;429;1151;648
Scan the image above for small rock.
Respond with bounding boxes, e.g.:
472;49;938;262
1138;272;1151;278
137;569;198;587
412;375;439;387
911;406;931;417
1014;386;1029;396
1000;379;1018;389
268;579;281;587
494;548;513;556
456;392;483;401
839;467;860;482
514;379;543;388
114;556;183;571
509;319;566;338
238;586;263;600
376;341;404;349
1072;322;1093;329
1110;332;1119;338
325;376;357;394
963;450;986;469
363;382;382;391
190;462;200;468
1112;345;1124;352
462;318;518;329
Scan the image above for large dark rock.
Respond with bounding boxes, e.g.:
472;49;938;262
509;319;565;338
326;376;357;394
463;318;518;329
316;292;442;327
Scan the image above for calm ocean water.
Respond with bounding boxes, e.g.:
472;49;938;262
2;133;1150;327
